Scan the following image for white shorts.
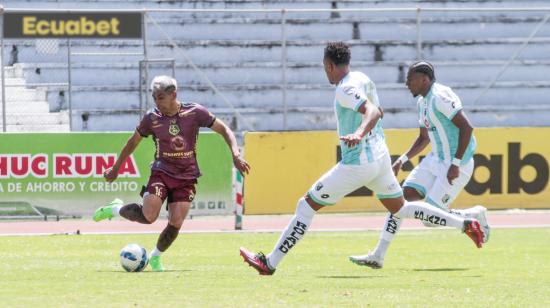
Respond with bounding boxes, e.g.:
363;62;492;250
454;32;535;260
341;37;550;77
308;152;403;206
403;153;474;210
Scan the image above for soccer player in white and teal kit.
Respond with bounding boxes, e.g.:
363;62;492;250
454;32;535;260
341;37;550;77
239;43;485;275
350;61;491;269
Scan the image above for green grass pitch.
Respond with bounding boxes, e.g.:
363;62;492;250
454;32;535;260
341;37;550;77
1;228;549;307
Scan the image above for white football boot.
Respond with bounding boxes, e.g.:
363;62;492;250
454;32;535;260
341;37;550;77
349;253;384;269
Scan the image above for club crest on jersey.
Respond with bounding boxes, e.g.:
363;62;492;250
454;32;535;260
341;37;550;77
442;194;450;204
169;120;180;136
316;182;323;191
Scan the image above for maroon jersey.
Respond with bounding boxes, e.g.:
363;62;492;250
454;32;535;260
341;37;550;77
136;102;216;179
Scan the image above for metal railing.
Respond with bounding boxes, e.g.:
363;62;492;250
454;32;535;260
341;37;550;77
1;6;550;132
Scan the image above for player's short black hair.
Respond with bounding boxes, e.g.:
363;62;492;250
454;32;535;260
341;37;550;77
409;61;436;81
324;41;351;66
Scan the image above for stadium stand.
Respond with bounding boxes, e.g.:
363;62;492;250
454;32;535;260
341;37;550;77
1;0;549;131
0;64;69;131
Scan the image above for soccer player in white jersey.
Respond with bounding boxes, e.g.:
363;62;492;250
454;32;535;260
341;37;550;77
239;43;485;275
349;61;491;269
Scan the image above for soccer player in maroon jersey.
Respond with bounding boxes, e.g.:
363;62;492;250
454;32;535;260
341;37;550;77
93;75;250;271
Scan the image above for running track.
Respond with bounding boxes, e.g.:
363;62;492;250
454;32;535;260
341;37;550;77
1;210;549;236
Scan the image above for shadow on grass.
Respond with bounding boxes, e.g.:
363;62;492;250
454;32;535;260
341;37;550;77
98;269;193;273
318;275;386;279
412;268;469;272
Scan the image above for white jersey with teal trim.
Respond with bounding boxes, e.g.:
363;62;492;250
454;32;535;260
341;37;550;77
334;71;388;165
417;82;476;165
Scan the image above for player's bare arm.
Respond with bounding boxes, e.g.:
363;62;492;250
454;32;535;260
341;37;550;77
339;100;381;148
392;127;430;175
210;118;251;175
104;130;143;182
447;110;474;184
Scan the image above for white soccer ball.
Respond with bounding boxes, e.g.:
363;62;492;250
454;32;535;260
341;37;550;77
120;244;149;272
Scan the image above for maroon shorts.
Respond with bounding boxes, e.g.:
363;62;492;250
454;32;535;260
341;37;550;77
146;170;197;204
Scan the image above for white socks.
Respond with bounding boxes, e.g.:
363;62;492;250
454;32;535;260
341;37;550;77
267;198;316;269
371;213;402;258
264;199;467;269
111;203;122;217
450;208;476;218
371;203;475;258
395;200;464;229
150;247;162;257
371;201;475;259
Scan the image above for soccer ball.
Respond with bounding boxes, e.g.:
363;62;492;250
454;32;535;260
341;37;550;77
120;244;149;272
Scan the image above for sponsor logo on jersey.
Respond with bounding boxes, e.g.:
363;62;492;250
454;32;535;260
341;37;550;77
151;120;162;128
162;151;194;159
171;135;186;151
343;86;363;101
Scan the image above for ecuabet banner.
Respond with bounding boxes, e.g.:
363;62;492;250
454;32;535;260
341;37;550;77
244;128;550;214
0;132;232;215
3;12;142;38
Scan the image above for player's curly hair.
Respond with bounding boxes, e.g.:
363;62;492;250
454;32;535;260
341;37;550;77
324;41;351;66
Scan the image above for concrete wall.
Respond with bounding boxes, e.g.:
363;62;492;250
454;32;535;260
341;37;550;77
2;0;549;131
